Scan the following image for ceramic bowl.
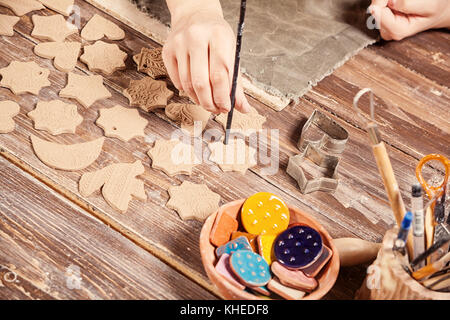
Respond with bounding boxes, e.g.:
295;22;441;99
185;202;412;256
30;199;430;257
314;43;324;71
200;199;340;300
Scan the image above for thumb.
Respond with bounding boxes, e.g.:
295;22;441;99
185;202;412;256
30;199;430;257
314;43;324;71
388;0;437;16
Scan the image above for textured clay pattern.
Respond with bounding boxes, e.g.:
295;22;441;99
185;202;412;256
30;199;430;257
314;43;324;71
165;103;211;136
134;47;167;79
123;77;173;112
215;106;266;136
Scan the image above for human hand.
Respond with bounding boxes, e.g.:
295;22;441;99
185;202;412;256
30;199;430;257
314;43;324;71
162;6;251;114
369;0;450;40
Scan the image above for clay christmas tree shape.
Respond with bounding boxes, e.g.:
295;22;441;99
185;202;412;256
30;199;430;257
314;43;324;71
148;139;199;176
208;138;257;174
96;105;148;142
34;41;81;72
80;41;127;75
31;135;104;171
28;100;83;135
0;101;20;134
0;15;20;36
133;47;167;79
165;103;211;137
59;72;111;108
81;14;125;41
0;61;50;95
38;0;74;16
166;181;221;221
79;160;147;213
123;77;173;112
31;14;78;42
0;0;44;16
215;106;266;136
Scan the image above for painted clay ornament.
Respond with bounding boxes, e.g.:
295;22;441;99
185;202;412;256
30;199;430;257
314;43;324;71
147;139;199;176
79;160;147;213
302;244;332;277
231;231;258;252
123;77;173;112
216;236;252;258
210;210;239;247
165;103;211;137
96;105;148;142
214;254;245;291
59;72;111;108
34;41;81;72
0;15;19;36
80;41;127;75
133;47;167;79
271;261;318;292
0;0;44;16
229;250;271;287
0;61;50;95
166;181;221;221
267;277;306;300
208;138;257;174
215;106;266;136
31;14;78;42
258;234;277;265
0;101;20;134
38;0;74;16
81;14;125;41
30;135;104;171
240;192;290;236
28;100;82;135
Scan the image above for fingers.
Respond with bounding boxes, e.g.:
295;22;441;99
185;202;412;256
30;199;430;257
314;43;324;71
175;50;198;105
388;0;438;16
234;74;251;113
162;45;182;91
209;39;234;113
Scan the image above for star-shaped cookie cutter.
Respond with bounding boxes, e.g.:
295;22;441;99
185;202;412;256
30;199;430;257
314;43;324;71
287;144;340;194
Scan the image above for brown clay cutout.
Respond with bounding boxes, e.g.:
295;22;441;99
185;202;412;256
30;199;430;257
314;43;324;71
0;0;44;16
215;106;266;136
30;135;104;171
208;139;257;174
80;41;127;75
133;47;167;79
96;105;148;142
0;61;50;95
81;14;125;41
34;41;81;72
79;160;147;213
59;72;111;108
166;181;221;221
0;15;19;36
28;100;83;135
165;103;211;137
38;0;74;16
31;14;78;42
0;101;20;134
123;77;173;112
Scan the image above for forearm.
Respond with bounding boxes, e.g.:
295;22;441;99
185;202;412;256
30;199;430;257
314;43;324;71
166;0;223;24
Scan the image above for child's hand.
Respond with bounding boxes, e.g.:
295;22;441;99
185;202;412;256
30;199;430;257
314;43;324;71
162;5;251;114
369;0;450;40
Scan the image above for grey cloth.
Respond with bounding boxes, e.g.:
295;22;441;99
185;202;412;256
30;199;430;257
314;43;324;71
134;0;377;101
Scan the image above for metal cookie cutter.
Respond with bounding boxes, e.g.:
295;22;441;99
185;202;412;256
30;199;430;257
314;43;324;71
298;109;349;154
287;144;339;194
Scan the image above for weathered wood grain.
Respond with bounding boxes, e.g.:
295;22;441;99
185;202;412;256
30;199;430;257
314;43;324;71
0;157;216;299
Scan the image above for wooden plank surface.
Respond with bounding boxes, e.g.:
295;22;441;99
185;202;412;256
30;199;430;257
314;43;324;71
0;157;216;299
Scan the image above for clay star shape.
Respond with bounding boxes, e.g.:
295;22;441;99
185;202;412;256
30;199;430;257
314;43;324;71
123;77;173;112
38;0;74;16
80;41;127;75
133;47;167;79
59;72;111;108
96;105;148;142
0;101;20;134
215;106;266;136
148;139;200;176
208;138;257;174
0;0;44;16
28;100;83;135
31;14;78;42
0;15;20;36
0;61;50;95
81;13;125;41
166;181;221;221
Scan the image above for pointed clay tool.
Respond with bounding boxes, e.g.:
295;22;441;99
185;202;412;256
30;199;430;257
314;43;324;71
38;0;74;16
133;47;167;79
81;14;125;41
0;15;20;36
96;105;148;142
30;135;104;171
210;210;239;247
34;41;81;72
79;160;147;213
80;41;127;75
165;103;211;137
0;61;50;95
123;77;173;112
31;14;78;42
59;72;111;108
0;0;44;16
271;261;318;292
28;100;83;135
147;139;199;176
208;138;257;174
216;106;266;137
0;101;20;134
166;181;221;221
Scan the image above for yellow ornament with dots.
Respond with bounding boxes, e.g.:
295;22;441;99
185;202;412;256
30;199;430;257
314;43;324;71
241;192;290;236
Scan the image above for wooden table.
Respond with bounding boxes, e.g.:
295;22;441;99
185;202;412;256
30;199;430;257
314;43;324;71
0;0;448;300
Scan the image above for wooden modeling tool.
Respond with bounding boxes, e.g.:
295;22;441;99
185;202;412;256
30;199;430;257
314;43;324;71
224;0;247;145
353;88;412;258
412;251;450;280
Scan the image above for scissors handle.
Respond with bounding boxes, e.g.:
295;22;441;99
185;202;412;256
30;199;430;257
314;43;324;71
415;154;449;199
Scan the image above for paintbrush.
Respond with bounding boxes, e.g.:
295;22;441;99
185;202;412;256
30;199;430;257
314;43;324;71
412;251;450;280
224;0;247;145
